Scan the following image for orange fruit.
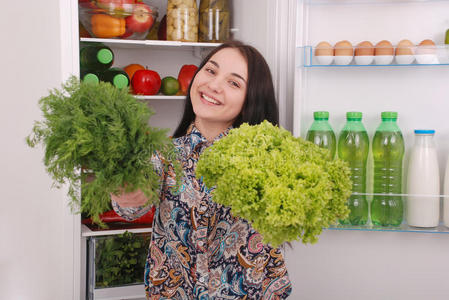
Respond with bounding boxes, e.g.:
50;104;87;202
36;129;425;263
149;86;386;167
123;63;145;81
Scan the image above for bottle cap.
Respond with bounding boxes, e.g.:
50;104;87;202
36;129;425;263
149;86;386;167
346;111;362;120
97;49;113;64
113;74;129;89
313;111;329;120
414;129;435;135
381;111;398;120
83;73;99;84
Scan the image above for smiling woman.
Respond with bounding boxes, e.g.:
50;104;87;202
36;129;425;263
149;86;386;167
112;41;291;300
190;47;248;140
173;41;279;140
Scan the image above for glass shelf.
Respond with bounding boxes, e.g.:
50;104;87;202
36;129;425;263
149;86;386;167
327;223;449;234
80;37;220;50
325;192;449;234
134;95;186;100
302;0;449;6
91;284;145;300
81;224;152;237
298;45;449;67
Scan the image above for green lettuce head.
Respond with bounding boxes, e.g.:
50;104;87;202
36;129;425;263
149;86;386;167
196;121;351;247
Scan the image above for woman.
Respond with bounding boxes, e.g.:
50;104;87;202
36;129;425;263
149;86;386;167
112;41;292;299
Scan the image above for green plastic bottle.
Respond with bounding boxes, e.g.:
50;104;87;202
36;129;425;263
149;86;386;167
371;111;405;227
99;68;130;90
80;69;99;84
306;111;336;159
80;43;114;71
337;112;369;225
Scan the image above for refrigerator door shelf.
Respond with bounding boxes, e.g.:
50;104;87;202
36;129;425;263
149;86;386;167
298;45;449;67
301;0;447;5
327;193;449;234
328;223;449;234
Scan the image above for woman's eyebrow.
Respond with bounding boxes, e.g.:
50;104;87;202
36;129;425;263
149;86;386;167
208;60;219;68
208;60;247;83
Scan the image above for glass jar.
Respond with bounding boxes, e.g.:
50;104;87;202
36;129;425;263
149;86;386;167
167;0;199;42
199;0;230;42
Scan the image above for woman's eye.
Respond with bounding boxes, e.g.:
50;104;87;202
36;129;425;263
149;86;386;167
205;68;215;75
229;80;240;88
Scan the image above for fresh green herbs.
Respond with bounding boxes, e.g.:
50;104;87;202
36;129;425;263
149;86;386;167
94;232;150;287
27;76;179;224
196;121;351;247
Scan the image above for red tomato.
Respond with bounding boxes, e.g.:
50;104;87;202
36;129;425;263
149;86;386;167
177;64;198;95
132;69;161;95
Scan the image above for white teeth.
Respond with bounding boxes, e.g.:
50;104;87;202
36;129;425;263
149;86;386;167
202;93;219;105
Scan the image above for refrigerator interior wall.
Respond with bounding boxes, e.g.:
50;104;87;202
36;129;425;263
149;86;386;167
295;0;449;184
103;0;278;135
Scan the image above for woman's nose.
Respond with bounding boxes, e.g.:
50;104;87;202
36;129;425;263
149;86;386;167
207;76;223;93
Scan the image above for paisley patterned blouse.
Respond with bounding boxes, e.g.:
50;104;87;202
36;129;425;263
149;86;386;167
113;124;292;300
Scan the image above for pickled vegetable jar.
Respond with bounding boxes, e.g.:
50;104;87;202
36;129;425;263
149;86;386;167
167;0;199;42
199;0;230;42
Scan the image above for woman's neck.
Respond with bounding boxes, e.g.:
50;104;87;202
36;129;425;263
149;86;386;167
194;119;232;142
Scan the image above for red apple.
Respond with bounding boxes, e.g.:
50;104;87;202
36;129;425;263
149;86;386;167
125;3;154;33
132;69;161;95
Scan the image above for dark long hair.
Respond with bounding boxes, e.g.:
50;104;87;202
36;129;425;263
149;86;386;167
173;40;279;138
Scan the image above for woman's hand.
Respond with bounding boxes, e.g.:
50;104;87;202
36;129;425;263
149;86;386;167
110;188;149;208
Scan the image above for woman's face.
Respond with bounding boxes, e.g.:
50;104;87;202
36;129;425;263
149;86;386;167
190;47;248;130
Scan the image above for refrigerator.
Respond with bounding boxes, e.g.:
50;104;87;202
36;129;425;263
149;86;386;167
289;1;449;299
60;0;449;299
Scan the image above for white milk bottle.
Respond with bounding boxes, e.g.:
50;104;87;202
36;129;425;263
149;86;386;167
406;129;440;227
444;156;449;227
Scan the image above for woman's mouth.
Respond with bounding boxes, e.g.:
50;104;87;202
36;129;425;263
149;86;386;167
201;93;220;105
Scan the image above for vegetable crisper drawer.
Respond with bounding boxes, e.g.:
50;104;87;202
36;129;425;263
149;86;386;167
86;231;151;300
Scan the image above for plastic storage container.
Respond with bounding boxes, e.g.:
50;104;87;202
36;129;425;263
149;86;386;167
86;232;151;300
167;0;199;42
305;111;336;160
371;111;405;227
337;112;369;225
407;130;440;227
199;0;230;42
